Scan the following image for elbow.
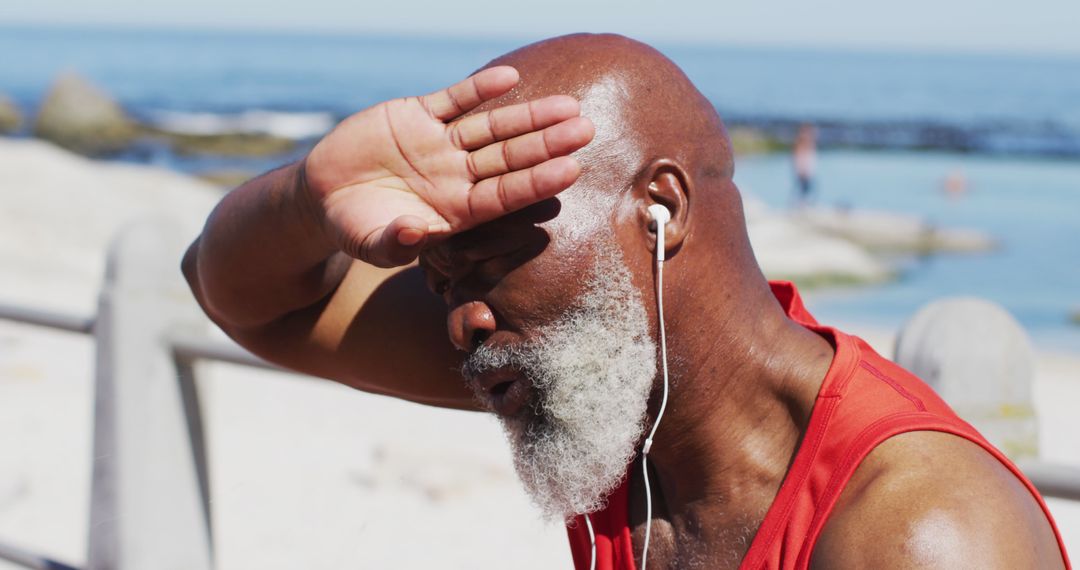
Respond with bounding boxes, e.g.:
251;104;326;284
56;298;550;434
181;237;201;295
181;236;232;330
179;235;284;335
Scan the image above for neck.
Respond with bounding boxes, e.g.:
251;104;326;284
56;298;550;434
641;277;835;557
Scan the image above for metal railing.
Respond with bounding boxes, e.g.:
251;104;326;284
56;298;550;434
0;220;232;570
0;219;1077;570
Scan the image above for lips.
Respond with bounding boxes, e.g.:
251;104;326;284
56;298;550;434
475;367;532;416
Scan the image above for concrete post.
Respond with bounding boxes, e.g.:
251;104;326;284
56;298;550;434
87;219;213;570
895;297;1038;459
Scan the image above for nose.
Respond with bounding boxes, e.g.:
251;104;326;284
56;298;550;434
447;300;497;352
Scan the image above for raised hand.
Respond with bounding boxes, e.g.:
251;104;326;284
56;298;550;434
302;66;594;267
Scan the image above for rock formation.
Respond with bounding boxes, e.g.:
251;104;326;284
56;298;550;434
0;93;22;134
33;72;136;156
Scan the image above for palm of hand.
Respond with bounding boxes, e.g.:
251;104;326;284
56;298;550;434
318;98;470;253
303;66;594;267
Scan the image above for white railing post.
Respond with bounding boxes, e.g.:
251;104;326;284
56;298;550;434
87;219;213;570
895;297;1038;459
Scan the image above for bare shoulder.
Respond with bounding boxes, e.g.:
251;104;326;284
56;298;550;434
811;431;1065;569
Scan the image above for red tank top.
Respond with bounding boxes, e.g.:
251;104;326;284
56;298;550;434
567;281;1070;570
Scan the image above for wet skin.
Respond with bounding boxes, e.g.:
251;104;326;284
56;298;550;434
184;33;1066;569
421;198;565;416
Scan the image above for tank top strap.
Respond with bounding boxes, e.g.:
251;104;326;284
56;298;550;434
792;411;985;567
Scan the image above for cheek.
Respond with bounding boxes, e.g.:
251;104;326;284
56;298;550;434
490;238;601;331
553;189;619;243
611;202;656;307
486;193;643;332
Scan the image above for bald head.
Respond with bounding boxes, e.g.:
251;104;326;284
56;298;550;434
469;34;762;297
434;36;779;522
480;34;734;195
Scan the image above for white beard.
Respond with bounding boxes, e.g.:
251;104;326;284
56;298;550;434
462;251;657;522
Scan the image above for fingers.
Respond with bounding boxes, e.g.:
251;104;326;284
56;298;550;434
422;66;520;122
354;215;431;268
465;156;581;224
447;95;580;151
465;116;594;182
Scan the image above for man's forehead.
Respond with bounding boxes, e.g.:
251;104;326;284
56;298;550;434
476;33;735;184
418;200;558;264
419;192;617;270
470;72;642;220
457;194;599;246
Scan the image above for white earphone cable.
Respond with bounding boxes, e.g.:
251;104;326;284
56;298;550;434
640;218;670;570
585;513;597;570
585;209;670;570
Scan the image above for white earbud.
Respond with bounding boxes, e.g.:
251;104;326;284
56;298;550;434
647;204;671;262
585;203;674;570
639;203;671;570
647;203;671;225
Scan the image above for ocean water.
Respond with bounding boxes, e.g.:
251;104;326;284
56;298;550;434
1;26;1078;348
3;26;1080;154
735;151;1080;351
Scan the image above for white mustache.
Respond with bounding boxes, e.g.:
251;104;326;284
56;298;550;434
471;249;658;522
461;342;533;383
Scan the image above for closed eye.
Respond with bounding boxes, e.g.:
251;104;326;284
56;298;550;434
418;261;452;297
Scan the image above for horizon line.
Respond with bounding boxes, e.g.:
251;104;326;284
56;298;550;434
4;20;1080;61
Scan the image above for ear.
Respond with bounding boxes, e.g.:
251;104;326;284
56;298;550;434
636;158;691;257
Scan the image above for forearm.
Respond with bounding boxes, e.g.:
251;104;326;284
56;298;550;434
186;160;349;330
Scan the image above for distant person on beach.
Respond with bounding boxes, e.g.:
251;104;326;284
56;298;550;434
792;123;817;207
183;34;1069;569
942;167;970;200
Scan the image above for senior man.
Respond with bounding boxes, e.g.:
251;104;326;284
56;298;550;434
183;34;1069;569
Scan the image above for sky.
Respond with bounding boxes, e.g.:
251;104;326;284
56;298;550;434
3;0;1080;56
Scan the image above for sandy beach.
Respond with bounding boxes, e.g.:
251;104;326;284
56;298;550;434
1;138;1077;568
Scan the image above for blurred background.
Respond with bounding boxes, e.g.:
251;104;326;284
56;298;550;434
0;1;1078;568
